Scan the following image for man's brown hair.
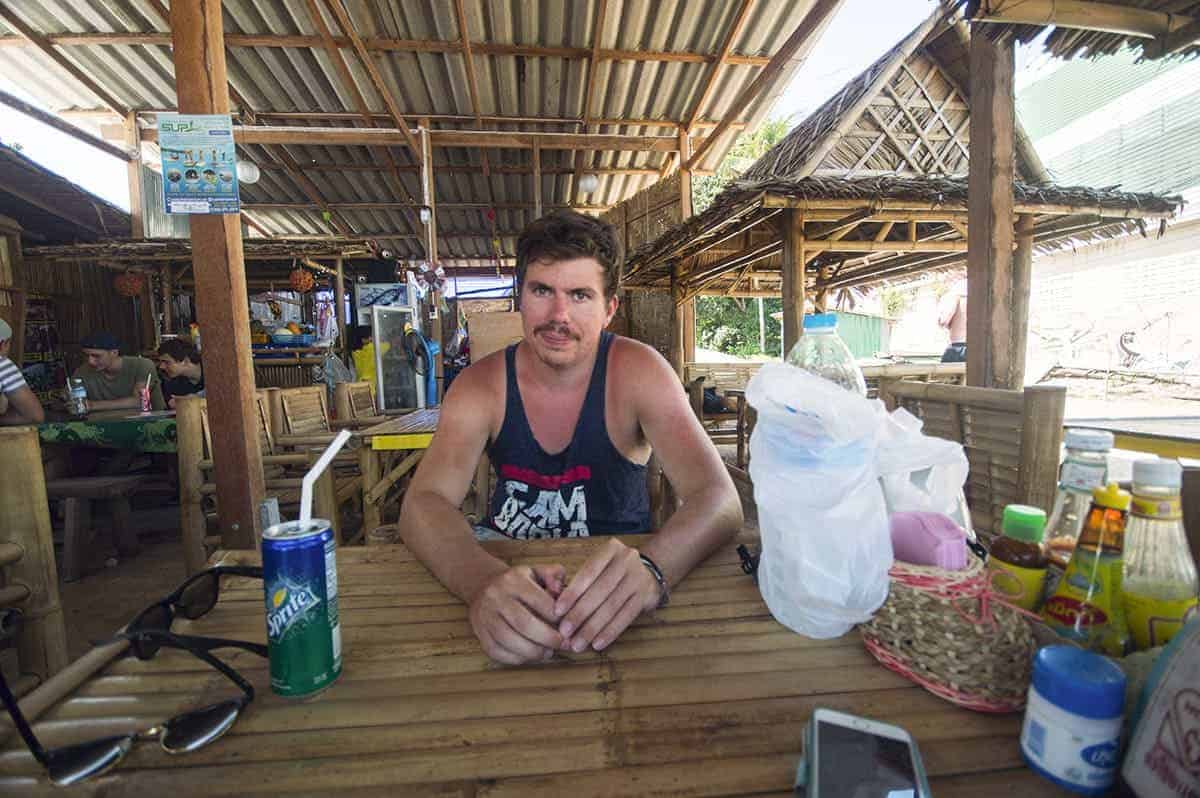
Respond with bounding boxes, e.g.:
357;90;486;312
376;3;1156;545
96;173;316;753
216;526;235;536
515;210;623;299
157;338;201;365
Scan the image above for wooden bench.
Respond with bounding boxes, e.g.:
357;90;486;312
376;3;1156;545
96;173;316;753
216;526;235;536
44;475;146;582
683;362;762;437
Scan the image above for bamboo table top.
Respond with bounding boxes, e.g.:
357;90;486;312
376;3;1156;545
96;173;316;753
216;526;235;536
0;536;1066;796
363;408;440;451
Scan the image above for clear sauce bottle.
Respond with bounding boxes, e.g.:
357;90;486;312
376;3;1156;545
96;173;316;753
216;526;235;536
1121;458;1199;651
1045;429;1113;568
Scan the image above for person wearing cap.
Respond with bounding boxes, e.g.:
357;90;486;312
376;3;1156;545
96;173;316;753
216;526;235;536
73;332;165;412
0;318;45;426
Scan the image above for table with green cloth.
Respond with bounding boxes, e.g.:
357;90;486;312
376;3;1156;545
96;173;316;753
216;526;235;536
37;412;177;453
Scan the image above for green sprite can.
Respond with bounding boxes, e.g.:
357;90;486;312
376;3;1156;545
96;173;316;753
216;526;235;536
262;520;342;698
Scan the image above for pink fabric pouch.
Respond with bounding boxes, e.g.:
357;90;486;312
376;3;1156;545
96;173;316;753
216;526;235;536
889;511;968;571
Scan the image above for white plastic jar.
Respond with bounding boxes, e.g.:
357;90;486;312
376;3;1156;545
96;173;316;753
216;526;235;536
1020;645;1126;795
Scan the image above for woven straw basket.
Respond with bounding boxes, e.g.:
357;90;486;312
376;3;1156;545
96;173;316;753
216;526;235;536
859;555;1037;713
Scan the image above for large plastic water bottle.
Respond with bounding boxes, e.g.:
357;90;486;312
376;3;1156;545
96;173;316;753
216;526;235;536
785;313;867;396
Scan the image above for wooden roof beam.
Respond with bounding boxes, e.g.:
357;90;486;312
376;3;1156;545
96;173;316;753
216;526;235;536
0;32;772;66
453;0;495;205
265;144;353;236
966;0;1192;41
0;3;129;117
323;0;422;166
684;0;841;171
572;0;609;206
120;124;680;151
687;0;754;132
244;201;611;212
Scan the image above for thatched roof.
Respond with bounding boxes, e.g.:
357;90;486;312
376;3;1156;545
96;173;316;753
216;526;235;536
24;237;371;263
0;143;130;243
964;0;1200;61
623;175;1182;292
742;12;1047;184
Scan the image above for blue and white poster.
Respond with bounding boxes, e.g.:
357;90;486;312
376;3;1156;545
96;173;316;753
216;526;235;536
159;114;240;214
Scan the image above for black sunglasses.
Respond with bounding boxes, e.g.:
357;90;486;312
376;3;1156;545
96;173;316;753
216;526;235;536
1;630;265;786
127;564;261;638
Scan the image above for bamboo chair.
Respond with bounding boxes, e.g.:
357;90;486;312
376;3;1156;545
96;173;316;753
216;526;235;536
875;380;1066;540
271;386;364;513
175;396;340;574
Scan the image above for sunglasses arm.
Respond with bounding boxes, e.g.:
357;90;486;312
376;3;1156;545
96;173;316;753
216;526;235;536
162;640;257;702
0;670;50;767
170;632;268;659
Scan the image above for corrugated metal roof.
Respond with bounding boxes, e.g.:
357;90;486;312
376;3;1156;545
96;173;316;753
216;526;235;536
0;0;838;268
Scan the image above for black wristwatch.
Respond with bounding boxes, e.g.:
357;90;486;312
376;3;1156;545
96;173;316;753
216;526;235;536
638;552;670;609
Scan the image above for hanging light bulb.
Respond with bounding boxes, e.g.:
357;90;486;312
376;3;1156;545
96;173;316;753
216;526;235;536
419;206;432;224
235;160;261;184
579;173;599;194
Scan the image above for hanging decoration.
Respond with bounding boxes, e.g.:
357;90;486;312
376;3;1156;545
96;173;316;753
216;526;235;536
114;270;146;297
289;267;315;294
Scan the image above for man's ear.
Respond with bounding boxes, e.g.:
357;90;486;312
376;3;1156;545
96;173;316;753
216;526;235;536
604;293;619;326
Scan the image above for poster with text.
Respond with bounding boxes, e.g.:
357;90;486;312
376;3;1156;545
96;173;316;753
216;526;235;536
159;114;240;214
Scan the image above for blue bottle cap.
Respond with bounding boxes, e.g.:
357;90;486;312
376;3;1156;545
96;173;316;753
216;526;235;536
1032;645;1126;720
802;313;837;330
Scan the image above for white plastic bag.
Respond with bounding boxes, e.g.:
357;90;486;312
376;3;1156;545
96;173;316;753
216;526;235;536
876;407;972;532
746;364;892;639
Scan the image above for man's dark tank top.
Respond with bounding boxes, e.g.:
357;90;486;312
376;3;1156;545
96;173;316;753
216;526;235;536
485;332;650;539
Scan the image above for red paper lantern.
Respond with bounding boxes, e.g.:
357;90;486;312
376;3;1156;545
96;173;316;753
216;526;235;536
114;271;145;297
289;268;315;293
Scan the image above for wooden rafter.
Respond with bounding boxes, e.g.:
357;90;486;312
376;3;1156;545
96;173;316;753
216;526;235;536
304;0;420;237
0;32;773;67
323;0;422;166
1;180;105;236
572;0;609;206
863;105;927;173
255;162;667;177
121;125;680;152
967;0;1193;42
453;0;496;211
266;144;353;236
0;3;129;117
895;60;968;168
244;201;609;212
685;0;841;171
851;59;942;174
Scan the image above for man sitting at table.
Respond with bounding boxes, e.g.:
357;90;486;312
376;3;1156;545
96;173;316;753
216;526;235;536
156;338;205;408
0;318;45;426
400;210;742;665
73;331;165;412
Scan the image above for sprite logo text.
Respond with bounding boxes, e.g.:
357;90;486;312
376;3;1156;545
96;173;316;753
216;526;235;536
267;582;319;640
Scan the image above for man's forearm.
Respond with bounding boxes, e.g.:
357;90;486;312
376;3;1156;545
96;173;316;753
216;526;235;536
399;490;510;603
639;485;741;592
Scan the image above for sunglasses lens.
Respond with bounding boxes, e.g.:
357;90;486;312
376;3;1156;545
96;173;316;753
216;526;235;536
44;735;133;786
179;574;220;620
160;698;244;754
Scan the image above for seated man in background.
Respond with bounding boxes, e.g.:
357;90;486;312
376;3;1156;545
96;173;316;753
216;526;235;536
156;338;205;408
73;331;165;412
0;318;45;426
400;210;742;665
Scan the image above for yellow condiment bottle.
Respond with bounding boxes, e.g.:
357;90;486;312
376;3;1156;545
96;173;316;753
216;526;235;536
987;505;1048;612
1121;458;1199;651
1042;483;1133;657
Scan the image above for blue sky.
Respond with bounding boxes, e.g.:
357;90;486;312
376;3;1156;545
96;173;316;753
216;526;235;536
0;0;1046;214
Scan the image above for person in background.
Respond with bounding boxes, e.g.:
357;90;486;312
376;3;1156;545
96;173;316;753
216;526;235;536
938;277;968;363
350;325;387;390
73;332;165;412
0;318;45;426
156;338;205;408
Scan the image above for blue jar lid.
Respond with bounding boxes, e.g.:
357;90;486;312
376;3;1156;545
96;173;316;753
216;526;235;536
803;313;837;330
1032;646;1126;720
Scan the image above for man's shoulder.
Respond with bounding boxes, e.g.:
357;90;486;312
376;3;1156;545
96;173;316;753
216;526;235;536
608;335;669;375
123;356;156;375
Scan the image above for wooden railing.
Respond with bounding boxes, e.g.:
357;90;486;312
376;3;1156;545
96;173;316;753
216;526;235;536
0;428;68;695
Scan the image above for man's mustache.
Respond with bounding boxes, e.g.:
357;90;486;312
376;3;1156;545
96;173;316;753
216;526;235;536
534;323;580;340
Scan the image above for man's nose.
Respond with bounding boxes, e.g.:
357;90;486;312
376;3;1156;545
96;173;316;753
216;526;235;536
549;292;570;319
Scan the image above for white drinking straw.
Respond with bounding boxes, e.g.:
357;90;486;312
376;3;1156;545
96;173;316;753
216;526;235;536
300;429;352;524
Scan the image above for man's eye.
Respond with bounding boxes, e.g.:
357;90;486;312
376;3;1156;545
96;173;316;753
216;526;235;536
573;291;589;301
534;285;550;295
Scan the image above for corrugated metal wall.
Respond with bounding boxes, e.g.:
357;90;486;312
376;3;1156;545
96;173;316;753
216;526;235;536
832;311;889;359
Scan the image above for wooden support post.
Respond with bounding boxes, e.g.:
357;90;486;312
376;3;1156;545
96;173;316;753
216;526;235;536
1016;385;1067;513
175;396;208;574
334;257;348;358
419;119;444;402
360;446;382;535
170;0;265;549
124;113;144;238
1011;213;1035;386
669;263;685;378
966;29;1017;389
781;209;806;355
678;130;696;364
0;429;68;682
532;143;542;220
160;265;174;336
265;388;285;441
